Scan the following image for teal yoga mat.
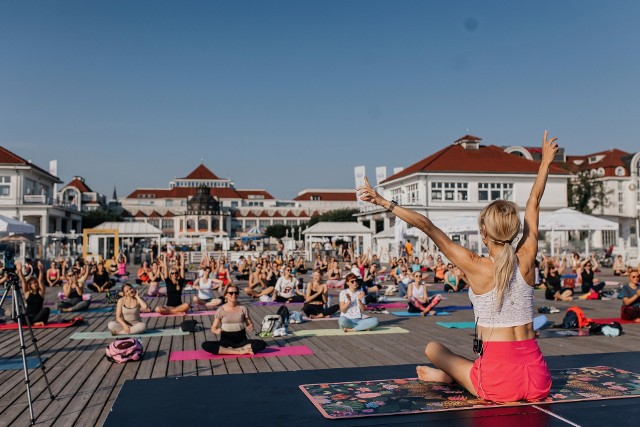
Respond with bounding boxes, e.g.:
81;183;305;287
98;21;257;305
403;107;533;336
436;321;475;329
293;327;409;337
390;311;451;317
69;329;188;340
52;306;114;315
0;357;47;370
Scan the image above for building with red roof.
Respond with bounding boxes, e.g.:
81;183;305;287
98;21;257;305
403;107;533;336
58;176;107;213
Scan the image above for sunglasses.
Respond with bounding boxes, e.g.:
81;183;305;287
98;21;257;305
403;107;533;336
347;279;356;283
226;291;239;295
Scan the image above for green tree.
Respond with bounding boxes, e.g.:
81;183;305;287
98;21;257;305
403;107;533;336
568;170;610;214
82;209;122;229
264;224;288;239
307;208;359;226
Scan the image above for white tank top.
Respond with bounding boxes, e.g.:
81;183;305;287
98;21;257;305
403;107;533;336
468;264;533;327
198;277;213;300
410;283;425;299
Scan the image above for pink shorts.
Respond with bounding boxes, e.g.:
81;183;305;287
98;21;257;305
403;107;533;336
469;338;551;402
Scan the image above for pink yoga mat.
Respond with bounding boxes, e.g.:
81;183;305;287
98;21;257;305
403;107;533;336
590;317;639;325
169;345;313;360
366;302;406;310
140;310;217;318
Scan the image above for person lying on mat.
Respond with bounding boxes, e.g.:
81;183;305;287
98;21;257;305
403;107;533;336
17;261;50;326
192;266;223;308
201;285;267;355
88;262;115;293
272;266;305;303
244;264;274;298
302;270;340;319
407;272;442;316
57;268;91;313
338;273;379;332
155;253;190;315
357;130;557;402
108;283;149;335
620;272;640;322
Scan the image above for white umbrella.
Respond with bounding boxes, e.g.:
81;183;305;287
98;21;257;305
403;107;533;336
0;215;35;234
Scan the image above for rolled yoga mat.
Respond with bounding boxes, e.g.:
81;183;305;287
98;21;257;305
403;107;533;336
300;365;640;420
0;317;83;330
293;326;409;337
390;311;451;317
169;345;313;361
140;310;217;318
0;357;47;370
69;328;189;340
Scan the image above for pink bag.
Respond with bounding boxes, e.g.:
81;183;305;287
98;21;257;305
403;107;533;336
105;338;143;363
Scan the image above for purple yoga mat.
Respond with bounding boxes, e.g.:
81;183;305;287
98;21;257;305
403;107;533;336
169;345;313;360
253;301;304;306
140;310;216;318
366;302;406;310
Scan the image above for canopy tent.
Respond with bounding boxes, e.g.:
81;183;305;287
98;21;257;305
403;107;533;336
538;208;619;256
405;215;483;255
84;222;163;260
302;222;373;260
0;215;36;234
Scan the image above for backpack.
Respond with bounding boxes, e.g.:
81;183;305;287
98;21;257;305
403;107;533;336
589;321;623;337
180;320;202;332
562;306;591;329
105;338;143;363
276;305;290;327
259;315;282;337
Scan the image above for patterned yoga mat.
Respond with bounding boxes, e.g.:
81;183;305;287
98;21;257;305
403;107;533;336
300;366;640;419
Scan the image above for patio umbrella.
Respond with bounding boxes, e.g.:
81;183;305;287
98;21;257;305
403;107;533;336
0;215;35;234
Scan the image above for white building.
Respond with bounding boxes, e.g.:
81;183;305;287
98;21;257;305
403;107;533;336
0;146;82;255
58;176;107;213
357;135;571;255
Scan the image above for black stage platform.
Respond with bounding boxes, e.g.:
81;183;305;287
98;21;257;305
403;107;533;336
105;352;640;427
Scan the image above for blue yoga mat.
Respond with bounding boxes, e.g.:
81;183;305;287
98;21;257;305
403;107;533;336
390;311;451;317
438;305;473;311
0;357;47;370
561;274;577;279
436;321;475;329
52;306;114;315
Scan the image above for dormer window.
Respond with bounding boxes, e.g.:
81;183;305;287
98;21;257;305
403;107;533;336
311;196;321;201
597;168;605;177
615;167;625;177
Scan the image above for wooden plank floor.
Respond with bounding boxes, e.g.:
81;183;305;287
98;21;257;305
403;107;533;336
0;268;637;426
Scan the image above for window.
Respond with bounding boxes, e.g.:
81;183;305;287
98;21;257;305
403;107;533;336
615;167;625;177
619;204;624;214
0;176;9;196
597;168;605;177
431;182;468;202
391;188;403;204
311;196;321;201
166;200;173;206
618;193;624;203
406;184;419;204
479;183;514;201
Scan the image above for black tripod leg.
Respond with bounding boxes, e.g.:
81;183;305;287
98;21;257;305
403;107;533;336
12;286;36;425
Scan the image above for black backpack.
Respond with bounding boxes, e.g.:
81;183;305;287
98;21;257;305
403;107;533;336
561;311;578;329
180;320;202;332
277;305;290;327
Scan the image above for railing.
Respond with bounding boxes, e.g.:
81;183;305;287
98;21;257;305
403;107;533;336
22;195;79;211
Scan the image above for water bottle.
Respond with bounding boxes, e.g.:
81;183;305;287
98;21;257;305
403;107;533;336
327;293;332;307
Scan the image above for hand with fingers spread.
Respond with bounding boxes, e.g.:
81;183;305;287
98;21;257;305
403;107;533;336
356;177;386;207
541;130;558;164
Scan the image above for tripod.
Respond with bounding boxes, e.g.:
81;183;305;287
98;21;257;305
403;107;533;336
0;272;54;425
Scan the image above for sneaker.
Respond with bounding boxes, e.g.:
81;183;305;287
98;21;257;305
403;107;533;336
549;307;560;314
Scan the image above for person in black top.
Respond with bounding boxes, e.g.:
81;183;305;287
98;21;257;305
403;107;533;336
577;258;605;294
57;266;91;313
87;262;115;293
302;270;339;318
155;253;190;315
17;261;50;326
542;258;573;301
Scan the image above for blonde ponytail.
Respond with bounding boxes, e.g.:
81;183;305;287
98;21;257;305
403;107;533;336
478;200;521;308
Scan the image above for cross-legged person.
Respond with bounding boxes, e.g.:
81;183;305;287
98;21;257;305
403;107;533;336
155;253;190;315
108;283;149;335
338;273;379;332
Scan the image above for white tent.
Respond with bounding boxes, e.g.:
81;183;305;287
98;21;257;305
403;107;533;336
538;208;619;256
0;215;36;234
302;222;373;260
406;215;483;254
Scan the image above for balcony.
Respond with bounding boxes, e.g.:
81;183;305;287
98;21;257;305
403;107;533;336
22;195;79;211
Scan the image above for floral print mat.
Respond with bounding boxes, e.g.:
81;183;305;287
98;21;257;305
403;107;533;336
300;366;640;419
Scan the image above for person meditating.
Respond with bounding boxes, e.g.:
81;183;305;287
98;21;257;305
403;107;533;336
201;285;267;355
357;130;557;402
108;283;149;335
17;261;50;326
338;273;379;332
620;271;640;322
192;266;223;309
57;269;91;313
155;253;190;315
407;271;442;316
302;270;340;319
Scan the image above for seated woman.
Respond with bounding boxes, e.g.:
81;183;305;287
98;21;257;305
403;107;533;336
116;252;128;278
295;256;307;275
88;262;115;293
443;263;459;292
136;261;151;285
326;260;345;289
244;265;274;298
620;272;640;322
46;261;61;287
302;270;340;319
108;283;149;335
407;271;442;316
613;255;626;276
433;259;446;283
542;259;572;301
272;267;305;303
576;258;605;295
18;261;50;326
192;266;223;308
338;273;379;332
201;285;267;355
453;266;468;292
146;260;166;296
361;263;381;304
57;268;91;313
155;253;190;315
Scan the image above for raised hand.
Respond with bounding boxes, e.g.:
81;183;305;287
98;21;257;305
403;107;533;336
356;177;383;206
541;130;558;164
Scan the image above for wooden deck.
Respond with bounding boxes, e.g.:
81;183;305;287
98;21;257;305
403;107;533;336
0;269;637;427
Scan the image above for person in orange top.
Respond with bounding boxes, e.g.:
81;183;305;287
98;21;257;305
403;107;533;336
404;240;413;258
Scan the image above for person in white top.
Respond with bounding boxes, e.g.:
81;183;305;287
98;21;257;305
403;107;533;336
192;266;223;308
407;272;442;316
272;266;305;303
338;273;379;332
358;130;557;403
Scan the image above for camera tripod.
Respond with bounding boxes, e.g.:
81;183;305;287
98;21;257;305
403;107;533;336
0;273;54;425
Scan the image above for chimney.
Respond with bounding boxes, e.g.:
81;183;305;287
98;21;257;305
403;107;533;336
454;135;481;150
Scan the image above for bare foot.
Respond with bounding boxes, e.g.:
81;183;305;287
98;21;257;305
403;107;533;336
33;322;44;327
416;366;453;383
343;328;355;333
634;318;640;323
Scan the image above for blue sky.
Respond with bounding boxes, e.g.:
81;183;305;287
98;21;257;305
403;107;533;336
1;1;638;199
